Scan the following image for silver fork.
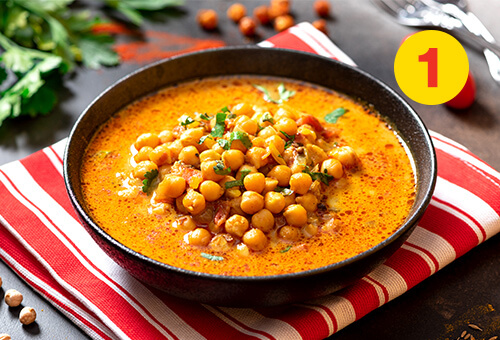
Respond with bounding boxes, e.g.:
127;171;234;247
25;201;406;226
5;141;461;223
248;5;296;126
372;0;500;83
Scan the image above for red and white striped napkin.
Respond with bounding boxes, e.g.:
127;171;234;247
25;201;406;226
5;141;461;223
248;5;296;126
1;22;500;340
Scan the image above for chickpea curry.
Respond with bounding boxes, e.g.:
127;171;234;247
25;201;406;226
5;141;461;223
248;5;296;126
81;76;416;276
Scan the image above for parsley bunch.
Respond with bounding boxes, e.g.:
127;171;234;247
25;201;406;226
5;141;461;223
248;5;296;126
0;0;183;127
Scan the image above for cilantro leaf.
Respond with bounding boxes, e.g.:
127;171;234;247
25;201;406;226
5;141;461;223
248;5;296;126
280;130;295;149
201;252;224;261
262;112;275;124
199;113;212;120
280;245;292;253
210;111;227;137
224;170;251;189
78;34;120;69
217;139;231;150
324;108;347;124
302;167;334;185
229;131;253;149
274;186;294;196
104;0;184;25
141;169;159;193
213;160;231;175
253;83;295;104
180;116;195;128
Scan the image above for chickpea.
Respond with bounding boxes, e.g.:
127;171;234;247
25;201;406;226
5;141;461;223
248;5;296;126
200;149;221;162
159;130;174;143
329;146;359;169
274;107;294;121
225;214;249;237
289;172;312;195
275;117;298;138
222;149;245;171
266;135;285;154
243;229;268;251
209;234;233;251
236;164;257;179
251;137;266;149
274;14;294;32
303;223;318;238
180;127;204;147
188;228;212;246
268;165;292;186
246;147;269;169
312;19;328;35
133;161;158;179
134;133;160;150
183;190;206;215
212;142;226;155
314;0;331;17
296;193;318;212
227;3;246;22
231;102;253;116
4;289;23;307
263;177;279;194
156;175;186;199
254;5;271;25
239;16;257;37
321;158;344;179
243;173;266;193
201;160;225;181
199;180;224;201
290;163;307;174
235;116;258;135
240;191;264;214
269;0;290;18
149;143;175;166
230;139;248;153
0;334;11;340
197;9;218;30
19;306;36;325
236;243;250;257
179;146;200;167
251;209;275;233
283;204;308;227
264;191;286;214
284;192;296;207
278;225;300;241
134;146;153;163
307;144;328;165
297;125;317;144
176;194;189;214
173;216;197;231
167;139;183;160
258;126;278;139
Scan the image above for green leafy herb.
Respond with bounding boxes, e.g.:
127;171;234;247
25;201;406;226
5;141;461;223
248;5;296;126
229;131;253;149
227;113;237;119
224;170;252;189
210;111;227;138
302;166;334;185
213;160;231;176
262;112;275;124
274;186;294;196
199;113;212;120
141;169;159;193
201;252;224;261
217;139;231;150
280;130;295;149
180;116;195;128
324;108;347;124
220;106;230;113
280;245;292;253
198;135;212;145
103;0;185;26
253;83;295;104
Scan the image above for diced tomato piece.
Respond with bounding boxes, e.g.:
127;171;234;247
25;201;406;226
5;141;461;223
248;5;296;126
296;115;324;132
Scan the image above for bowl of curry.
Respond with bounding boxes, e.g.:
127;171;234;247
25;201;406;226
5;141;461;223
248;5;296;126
64;47;436;307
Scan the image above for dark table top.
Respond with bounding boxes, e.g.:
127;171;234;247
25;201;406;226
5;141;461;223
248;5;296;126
1;0;500;339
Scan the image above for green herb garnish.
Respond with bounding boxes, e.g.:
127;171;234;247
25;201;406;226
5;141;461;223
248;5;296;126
280;130;295;149
262;112;275;124
198;135;212;145
302;166;334;185
180;116;195;128
141;169;159;193
324;108;347;124
229;131;253;149
218;139;231;150
224;169;252;189
280;245;292;253
210;111;227;137
253;83;296;104
213;160;231;175
199;113;212;120
201;252;224;261
274;186;294;196
227;113;237;119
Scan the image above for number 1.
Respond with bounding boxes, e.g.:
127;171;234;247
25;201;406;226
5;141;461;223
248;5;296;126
419;48;438;87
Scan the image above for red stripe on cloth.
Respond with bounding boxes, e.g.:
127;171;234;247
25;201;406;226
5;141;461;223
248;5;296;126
435;149;500;210
292;26;337;60
265;31;318;54
0;174;178;340
255;304;331;339
383;247;433;289
49;144;64;164
301;302;339;334
419;204;479;258
339;279;383;320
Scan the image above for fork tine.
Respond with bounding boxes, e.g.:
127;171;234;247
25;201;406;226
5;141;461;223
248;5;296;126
371;0;401;17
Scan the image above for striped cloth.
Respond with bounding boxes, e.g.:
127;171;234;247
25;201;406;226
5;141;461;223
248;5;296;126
1;22;499;340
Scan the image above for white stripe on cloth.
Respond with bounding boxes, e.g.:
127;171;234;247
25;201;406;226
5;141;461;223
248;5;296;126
401;243;438;275
365;264;407;303
0;163;204;340
313;295;356;333
0;248;119;340
429;130;469;152
361;277;386;307
405;226;456;270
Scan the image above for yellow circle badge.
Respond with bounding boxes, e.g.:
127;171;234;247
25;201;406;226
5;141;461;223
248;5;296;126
394;30;469;105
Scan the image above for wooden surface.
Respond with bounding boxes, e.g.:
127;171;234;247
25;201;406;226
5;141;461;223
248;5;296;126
1;0;499;339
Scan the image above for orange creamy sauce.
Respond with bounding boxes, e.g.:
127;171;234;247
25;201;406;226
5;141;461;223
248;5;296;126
81;76;416;276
